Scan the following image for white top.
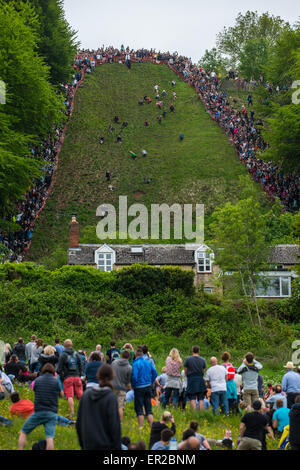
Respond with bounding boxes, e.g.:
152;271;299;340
205;365;227;392
234;373;242;394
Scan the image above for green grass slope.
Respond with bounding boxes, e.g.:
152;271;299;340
27;63;270;262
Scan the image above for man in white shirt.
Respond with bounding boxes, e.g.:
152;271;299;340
205;357;229;415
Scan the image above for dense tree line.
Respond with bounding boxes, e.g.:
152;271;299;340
0;0;77;220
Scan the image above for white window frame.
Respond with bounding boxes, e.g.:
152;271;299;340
255;272;293;298
94;245;116;272
203;287;213;294
195;245;214;273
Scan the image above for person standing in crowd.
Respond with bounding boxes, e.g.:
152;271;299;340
54;339;64;357
131;348;157;428
106;341;120;364
29;339;43;373
162;348;182;409
57;339;83;418
142;345;155;367
221;352;238;413
237;352;262;411
83;352;103;389
18;364;60;451
25;335;36;367
281;362;300;409
120;343;135;365
76;364;121;450
289;395;300;450
237;400;274;450
111;350;132;422
12;338;26;366
205;357;229;416
38;346;59;373
184;346;207;411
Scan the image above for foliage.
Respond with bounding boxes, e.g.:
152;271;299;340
209;178;274;325
30;0;78;84
114;264;195;298
198;48;230;74
216;10;290;68
239;38;269;80
0;1;64;137
262;96;300;173
0;262;299;357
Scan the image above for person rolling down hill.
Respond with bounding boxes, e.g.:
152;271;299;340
130;151;137;160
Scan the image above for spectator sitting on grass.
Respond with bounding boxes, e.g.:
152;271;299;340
149;411;176;449
151;428;174;450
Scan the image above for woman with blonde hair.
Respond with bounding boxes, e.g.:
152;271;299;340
38;345;58;373
162;348;182;408
3;344;12;363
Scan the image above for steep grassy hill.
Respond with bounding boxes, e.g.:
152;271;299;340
27;63;270;262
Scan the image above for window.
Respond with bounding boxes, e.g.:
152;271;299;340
95;245;116;272
204;287;213;294
255;276;291;298
97;253;113;272
197;251;213;273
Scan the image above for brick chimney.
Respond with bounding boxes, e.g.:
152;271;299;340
69;215;79;248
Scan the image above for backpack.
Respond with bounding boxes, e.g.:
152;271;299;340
110;349;120;362
227;364;236;381
67;352;78;371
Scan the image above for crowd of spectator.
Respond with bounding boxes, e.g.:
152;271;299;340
1;336;300;451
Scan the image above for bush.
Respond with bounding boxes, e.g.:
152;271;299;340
114;264;195;298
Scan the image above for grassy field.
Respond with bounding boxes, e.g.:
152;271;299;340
27;63;271;263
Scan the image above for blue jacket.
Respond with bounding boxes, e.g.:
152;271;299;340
131;357;157;388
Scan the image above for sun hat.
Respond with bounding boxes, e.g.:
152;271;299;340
284;361;295;369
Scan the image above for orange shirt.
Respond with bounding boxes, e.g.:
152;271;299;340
10;400;34;418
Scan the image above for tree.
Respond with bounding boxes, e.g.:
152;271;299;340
263;27;300;88
0;1;64;137
239;38;268;80
4;0;78;84
0;101;40;218
198;48;230;74
262;99;300;173
210;179;273;326
216;11;290;68
30;0;78;84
